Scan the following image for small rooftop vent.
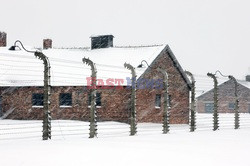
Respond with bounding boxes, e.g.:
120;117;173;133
43;39;52;49
90;35;114;50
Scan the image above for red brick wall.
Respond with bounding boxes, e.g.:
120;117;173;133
197;99;250;113
197;80;250;113
0;86;131;123
136;48;190;124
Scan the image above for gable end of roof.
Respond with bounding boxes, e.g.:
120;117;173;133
138;45;191;90
165;45;191;89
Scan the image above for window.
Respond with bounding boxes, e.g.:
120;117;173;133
155;94;161;108
88;92;101;107
248;104;250;113
155;94;171;108
59;93;72;106
0;96;2;117
168;95;172;108
205;103;214;113
32;93;43;106
96;92;101;107
228;103;235;110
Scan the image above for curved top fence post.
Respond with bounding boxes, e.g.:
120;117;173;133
124;62;137;136
83;57;97;138
228;75;240;129
207;72;219;131
185;71;196;132
157;67;170;134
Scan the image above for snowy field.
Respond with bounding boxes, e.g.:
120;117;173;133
0;113;250;166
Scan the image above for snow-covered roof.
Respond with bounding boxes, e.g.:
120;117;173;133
237;79;250;89
0;45;166;87
196;78;250;98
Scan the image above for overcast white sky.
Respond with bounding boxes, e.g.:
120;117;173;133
1;0;250;79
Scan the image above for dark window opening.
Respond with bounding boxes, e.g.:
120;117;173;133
155;94;161;107
88;94;91;106
228;103;235;110
59;93;72;106
32;93;44;106
96;92;101;106
0;96;2;117
88;92;102;107
248;104;250;113
168;95;172;108
205;103;214;113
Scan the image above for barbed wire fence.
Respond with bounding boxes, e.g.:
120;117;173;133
0;52;250;141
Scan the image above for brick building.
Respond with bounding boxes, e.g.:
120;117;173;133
0;33;191;124
196;77;250;113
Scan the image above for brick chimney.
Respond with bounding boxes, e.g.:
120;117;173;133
246;75;250;82
91;35;114;50
0;31;7;47
43;39;52;49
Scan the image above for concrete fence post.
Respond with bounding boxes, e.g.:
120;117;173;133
83;58;97;138
207;73;219;131
185;71;196;132
157;68;170;134
34;52;52;140
9;40;52;140
124;63;137;136
228;75;240;129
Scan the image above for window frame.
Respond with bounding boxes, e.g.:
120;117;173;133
0;96;2;116
168;95;172;108
96;92;101;107
204;102;214;113
155;94;171;109
59;93;72;107
155;94;161;108
248;103;250;113
32;93;44;107
88;92;102;108
228;102;235;110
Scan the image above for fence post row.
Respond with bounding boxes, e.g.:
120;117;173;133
228;75;240;129
185;71;196;132
207;73;219;131
83;58;98;138
34;52;52;140
124;63;137;136
157;68;170;134
6;43;246;140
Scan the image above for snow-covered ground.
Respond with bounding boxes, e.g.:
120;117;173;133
0;113;250;166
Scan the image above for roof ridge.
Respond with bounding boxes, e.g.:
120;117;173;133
46;45;164;50
114;44;164;48
51;47;90;50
